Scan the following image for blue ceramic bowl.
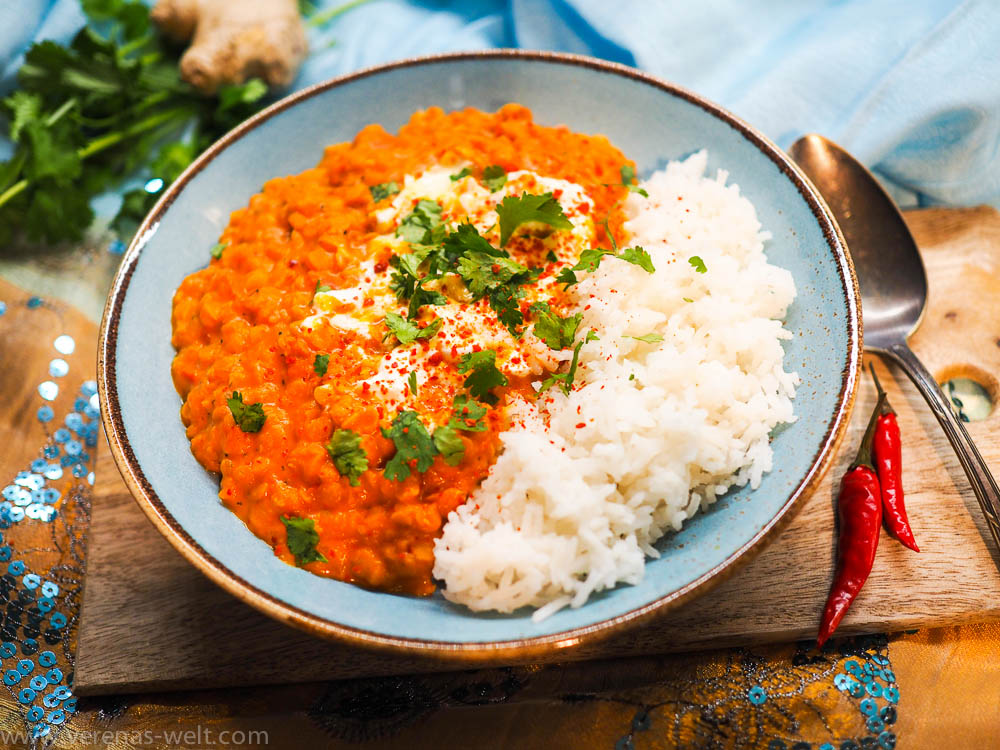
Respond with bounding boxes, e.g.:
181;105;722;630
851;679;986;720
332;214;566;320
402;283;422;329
99;51;860;658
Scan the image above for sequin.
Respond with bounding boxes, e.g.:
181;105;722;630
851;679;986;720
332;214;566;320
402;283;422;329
27;297;43;309
87;472;95;485
53;335;75;355
37;405;55;423
860;673;873;684
43;445;58;459
72;464;86;478
7;507;25;523
42;693;60;708
848;680;864;698
32;725;49;739
37;382;59;401
9;560;25;575
882;669;895;683
53;429;70;444
43;465;62;481
877;732;896;749
64;697;77;713
26;706;43;722
834;673;851;691
73;397;87;413
53;686;71;700
13;489;31;507
748;686;767;705
3;670;21;686
872;654;889;666
37;651;56;668
65;413;83;432
767;740;786;750
22;573;39;590
49;612;67;629
860;697;877;716
17;659;34;676
819;745;835;750
845;659;861;676
81;380;97;397
88;393;99;410
0;301;5;315
45;668;61;685
866;716;885;733
41;582;58;598
865;681;882;697
29;675;46;691
64;440;82;457
21;639;38;655
883;686;899;704
37;597;53;613
30;459;47;473
15;473;42;490
47;709;66;725
48;359;69;378
42;489;59;504
0;643;14;659
1;486;15;501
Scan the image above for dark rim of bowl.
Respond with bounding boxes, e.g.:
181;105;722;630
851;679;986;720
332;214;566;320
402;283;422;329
99;49;862;660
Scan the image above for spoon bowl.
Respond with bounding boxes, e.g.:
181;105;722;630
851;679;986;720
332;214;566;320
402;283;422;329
791;134;1000;556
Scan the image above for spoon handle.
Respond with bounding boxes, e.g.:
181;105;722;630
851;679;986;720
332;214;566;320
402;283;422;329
884;343;1000;554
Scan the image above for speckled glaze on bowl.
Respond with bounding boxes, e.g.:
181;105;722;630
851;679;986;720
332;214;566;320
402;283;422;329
99;51;861;659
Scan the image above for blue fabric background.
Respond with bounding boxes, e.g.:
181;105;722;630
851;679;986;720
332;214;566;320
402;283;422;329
3;0;999;208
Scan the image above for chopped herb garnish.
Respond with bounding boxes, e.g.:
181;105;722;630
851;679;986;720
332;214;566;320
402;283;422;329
384;312;442;345
482;164;507;192
281;516;327;566
313;353;330;376
556;224;654;288
325;429;368;486
226;391;266;433
619;245;655;273
313;280;331;299
688;255;707;273
539;330;599;395
627;333;664;344
683;297;694;303
458;349;508;404
456;251;530;298
620;164;649;197
530;301;582;350
495;192;573;247
369;181;399;202
449;394;488;432
449;167;472;181
628;373;635;381
210;242;227;260
405;283;448;320
545;250;558;263
382;410;437;481
397;199;445;245
432;423;465;466
407;371;418;396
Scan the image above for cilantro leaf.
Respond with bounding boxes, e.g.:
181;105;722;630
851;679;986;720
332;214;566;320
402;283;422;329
495;192;573;247
458;350;508;404
572;248;613;273
281;516;327;566
482;164;507;192
406;283;448;320
449;394;488;432
384;312;441;345
620;164;648;197
627;333;664;344
538;330;599;395
369;181;399;202
210;242;226;260
683;297;694;303
442;221;499;260
688;255;707;273
325;428;368;486
619;246;655;273
226;391;266;433
314;280;332;299
382;411;437;481
530;302;581;350
456;251;530;297
450;167;472;181
313;353;330;376
555;267;579;288
432;423;465;466
407;371;418;396
397;199;445;245
487;285;527;337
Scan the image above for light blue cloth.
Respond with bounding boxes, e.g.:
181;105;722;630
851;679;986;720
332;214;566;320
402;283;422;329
3;0;999;208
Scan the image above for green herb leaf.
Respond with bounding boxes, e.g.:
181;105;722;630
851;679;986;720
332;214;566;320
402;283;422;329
449;394;488;432
538;330;598;395
495;192;573;247
382;411;438;481
226;391;266;433
456;251;530;298
384;312;441;345
458;350;508;404
688;255;707;273
530;302;582;350
432;423;465;466
313;353;330;376
555;267;579;288
627;333;664;344
313;280;332;299
210;242;226;260
450;167;472;181
620;164;649;197
683;297;694;303
572;248;613;272
408;371;418;396
280;516;327;566
325;428;368;486
406;283;448;320
397;199;445;245
217;78;268;113
370;181;400;202
619;246;655;273
482;164;507;192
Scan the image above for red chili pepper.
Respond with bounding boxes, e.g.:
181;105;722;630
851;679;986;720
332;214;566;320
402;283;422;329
817;390;886;648
868;363;919;552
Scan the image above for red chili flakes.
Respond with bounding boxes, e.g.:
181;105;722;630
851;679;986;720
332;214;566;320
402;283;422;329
553;189;563;199
362;297;375;307
428;351;443;366
288;259;299;267
491;264;501;274
374;260;388;273
575;422;586;429
578;202;591;214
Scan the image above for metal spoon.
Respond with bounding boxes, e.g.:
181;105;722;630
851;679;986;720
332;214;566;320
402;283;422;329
790;133;1000;553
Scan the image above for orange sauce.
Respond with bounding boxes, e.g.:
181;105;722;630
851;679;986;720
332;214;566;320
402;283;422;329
170;104;630;595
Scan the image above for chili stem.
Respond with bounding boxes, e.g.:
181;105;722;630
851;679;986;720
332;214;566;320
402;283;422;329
852;391;887;469
868;362;895;415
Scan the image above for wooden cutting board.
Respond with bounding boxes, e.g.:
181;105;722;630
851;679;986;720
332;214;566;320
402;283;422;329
71;207;1000;696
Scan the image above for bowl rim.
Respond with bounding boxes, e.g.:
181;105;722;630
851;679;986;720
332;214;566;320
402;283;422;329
98;49;862;660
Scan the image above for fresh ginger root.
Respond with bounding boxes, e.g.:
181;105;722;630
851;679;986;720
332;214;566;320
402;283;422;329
151;0;308;94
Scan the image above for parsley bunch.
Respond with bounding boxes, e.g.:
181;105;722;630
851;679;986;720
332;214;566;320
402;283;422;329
0;0;270;246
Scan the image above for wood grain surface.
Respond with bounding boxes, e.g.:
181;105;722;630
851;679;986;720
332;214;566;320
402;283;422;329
72;207;1000;696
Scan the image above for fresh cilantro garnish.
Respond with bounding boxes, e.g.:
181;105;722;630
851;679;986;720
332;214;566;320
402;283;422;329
226;391;266;433
456;252;530;297
495;192;573;247
397;199;445;245
620;164;649;197
210;242;227;260
432;423;465;466
530;302;581;350
627;333;664;344
628;373;635;381
442;221;496;258
449;394;488;432
450;167;472;181
407;371;418;396
280;516;327;566
405;283;448;320
556;225;654;288
458;350;508;404
313;280;332;300
539;330;599;395
369;181;399;202
482;164;507;192
313;353;330;376
382;411;437;481
384;312;441;345
545;250;558;263
573;248;613;273
688;255;707;273
683;297;694;303
325;428;368;486
619;245;655;273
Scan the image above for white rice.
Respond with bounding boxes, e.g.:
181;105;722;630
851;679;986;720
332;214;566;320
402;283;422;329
431;151;798;620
